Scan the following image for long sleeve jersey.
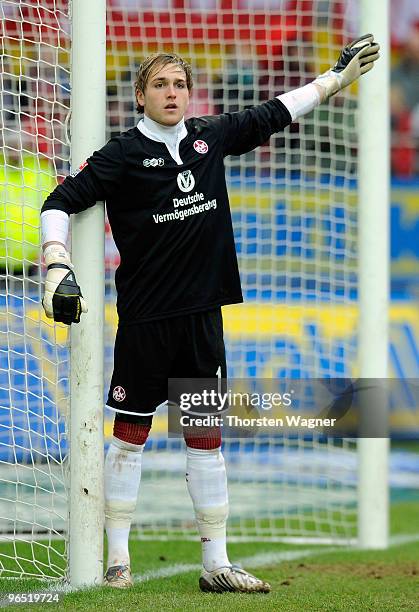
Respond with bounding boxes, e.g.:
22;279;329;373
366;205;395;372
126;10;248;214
42;98;292;325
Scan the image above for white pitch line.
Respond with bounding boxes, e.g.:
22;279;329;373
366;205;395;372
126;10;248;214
388;532;419;546
41;532;419;592
132;548;335;583
134;563;201;582
133;532;419;584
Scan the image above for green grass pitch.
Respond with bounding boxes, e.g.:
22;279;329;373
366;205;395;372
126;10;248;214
0;501;418;611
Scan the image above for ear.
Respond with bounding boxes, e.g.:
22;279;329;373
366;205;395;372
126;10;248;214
136;89;145;107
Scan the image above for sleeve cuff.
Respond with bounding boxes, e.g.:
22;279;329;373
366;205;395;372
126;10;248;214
41;209;70;247
276;83;321;121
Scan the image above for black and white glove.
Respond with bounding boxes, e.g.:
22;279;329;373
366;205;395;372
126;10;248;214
42;244;87;325
314;33;380;98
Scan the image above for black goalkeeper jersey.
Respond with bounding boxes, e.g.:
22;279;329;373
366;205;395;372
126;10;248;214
42;99;292;324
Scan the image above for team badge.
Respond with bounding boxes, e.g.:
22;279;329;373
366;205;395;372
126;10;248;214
113;386;126;402
193;140;208;154
177;170;195;193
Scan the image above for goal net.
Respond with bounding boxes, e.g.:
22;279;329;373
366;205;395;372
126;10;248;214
0;0;372;580
106;0;361;544
0;0;70;578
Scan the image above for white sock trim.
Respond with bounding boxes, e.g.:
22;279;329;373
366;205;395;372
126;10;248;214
111;435;144;453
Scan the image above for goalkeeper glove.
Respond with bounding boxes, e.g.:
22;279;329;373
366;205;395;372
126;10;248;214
42;244;87;325
314;33;380;99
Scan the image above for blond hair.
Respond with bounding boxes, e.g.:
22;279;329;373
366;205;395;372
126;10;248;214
134;52;193;112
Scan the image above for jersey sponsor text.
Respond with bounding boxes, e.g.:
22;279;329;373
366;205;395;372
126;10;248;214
153;199;217;223
173;191;204;207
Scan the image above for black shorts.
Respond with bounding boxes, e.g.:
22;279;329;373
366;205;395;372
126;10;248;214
107;308;227;415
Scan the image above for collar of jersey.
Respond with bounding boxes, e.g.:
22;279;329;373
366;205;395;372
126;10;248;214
137;115;187;165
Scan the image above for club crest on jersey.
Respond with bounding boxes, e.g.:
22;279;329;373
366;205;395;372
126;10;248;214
193;139;208;154
113;386;126;402
177;170;195;193
143;157;164;167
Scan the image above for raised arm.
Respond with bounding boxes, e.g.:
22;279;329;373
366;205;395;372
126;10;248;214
278;33;380;121
221;33;380;156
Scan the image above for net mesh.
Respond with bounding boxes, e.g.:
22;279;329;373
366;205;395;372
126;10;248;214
0;0;363;580
0;0;70;578
105;0;359;543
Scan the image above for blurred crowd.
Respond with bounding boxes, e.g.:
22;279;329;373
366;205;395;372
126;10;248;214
107;0;419;178
1;0;419;181
391;22;419;177
1;0;418;277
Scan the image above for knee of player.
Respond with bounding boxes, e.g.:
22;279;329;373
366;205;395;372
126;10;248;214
113;412;153;445
183;426;222;450
105;499;137;528
195;504;229;527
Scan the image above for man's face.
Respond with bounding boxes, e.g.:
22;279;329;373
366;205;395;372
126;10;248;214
137;63;190;126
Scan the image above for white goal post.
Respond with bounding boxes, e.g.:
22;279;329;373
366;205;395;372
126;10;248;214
69;0;106;587
0;0;389;587
357;0;390;550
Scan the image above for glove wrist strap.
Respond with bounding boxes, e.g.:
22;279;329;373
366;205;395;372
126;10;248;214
44;244;73;269
313;70;343;99
47;263;72;271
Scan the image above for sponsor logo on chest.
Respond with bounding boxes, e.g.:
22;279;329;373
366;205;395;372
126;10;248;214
177;170;195;193
143;157;165;167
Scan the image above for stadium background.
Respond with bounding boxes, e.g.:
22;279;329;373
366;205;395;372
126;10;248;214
1;0;417;452
0;3;417;591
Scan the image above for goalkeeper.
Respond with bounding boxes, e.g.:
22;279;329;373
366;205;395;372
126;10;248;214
41;35;379;592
